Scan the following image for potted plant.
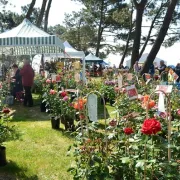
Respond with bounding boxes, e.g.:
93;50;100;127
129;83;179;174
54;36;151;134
60;91;76;131
42;81;61;129
0;108;19;166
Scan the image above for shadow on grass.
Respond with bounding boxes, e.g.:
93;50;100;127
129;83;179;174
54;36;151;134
11;102;49;122
0;161;38;180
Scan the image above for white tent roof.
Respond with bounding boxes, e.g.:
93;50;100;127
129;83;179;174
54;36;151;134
0;18;64;55
0;19;49;38
64;41;77;52
85;53;103;62
44;41;85;58
64;41;85;58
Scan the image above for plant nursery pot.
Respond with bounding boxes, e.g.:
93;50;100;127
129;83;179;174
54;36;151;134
40;101;46;112
0;146;7;166
100;98;107;105
109;100;115;106
61;115;75;131
51;117;60;129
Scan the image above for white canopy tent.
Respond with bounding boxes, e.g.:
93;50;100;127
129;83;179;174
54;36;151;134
0;18;65;55
126;53;167;67
44;40;85;59
64;41;85;58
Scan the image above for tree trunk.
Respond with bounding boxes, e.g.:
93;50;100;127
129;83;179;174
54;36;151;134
130;0;147;68
119;2;134;67
36;0;48;27
95;0;104;57
140;0;178;75
139;3;164;59
44;0;52;32
25;0;36;20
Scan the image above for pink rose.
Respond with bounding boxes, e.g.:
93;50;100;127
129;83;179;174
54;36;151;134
63;96;69;101
50;89;57;95
46;79;51;84
177;109;180;116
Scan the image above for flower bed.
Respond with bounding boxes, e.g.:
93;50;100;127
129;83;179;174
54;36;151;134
68;75;180;179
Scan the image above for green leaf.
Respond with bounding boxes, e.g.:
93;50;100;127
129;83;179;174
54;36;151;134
121;157;130;164
148;159;156;163
136;161;145;168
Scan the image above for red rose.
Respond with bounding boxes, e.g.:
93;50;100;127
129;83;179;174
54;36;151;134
3;108;10;114
141;118;161;135
109;119;117;127
124;127;134;135
61;91;67;97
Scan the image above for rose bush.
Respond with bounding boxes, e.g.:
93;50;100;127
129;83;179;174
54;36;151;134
68;77;180;179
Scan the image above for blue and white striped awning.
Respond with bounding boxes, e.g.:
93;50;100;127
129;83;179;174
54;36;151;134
0;19;65;55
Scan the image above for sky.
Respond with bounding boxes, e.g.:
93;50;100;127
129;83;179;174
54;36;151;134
2;0;180;66
5;0;83;26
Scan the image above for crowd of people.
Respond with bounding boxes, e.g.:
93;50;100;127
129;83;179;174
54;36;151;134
133;60;180;83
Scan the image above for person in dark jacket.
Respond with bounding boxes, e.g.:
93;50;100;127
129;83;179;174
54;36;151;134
149;64;155;78
158;60;166;74
175;63;180;82
20;59;34;107
11;64;23;98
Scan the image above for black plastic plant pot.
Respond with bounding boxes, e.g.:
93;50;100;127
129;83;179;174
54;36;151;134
51;117;60;129
0;146;7;166
61;115;75;132
110;99;115;106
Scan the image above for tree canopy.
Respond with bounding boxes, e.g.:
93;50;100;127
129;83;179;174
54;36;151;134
0;0;179;68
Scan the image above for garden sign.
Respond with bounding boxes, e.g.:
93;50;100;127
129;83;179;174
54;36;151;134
87;94;98;122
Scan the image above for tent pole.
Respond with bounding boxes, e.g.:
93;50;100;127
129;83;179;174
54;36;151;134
82;57;86;85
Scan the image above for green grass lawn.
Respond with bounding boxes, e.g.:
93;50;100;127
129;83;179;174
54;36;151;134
0;94;115;180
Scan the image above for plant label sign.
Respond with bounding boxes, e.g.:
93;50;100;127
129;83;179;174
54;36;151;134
51;74;56;82
126;85;138;100
118;74;123;88
172;72;179;81
87;94;98;122
74;72;80;82
155;85;173;94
